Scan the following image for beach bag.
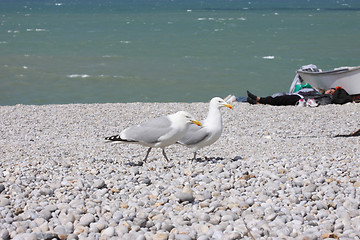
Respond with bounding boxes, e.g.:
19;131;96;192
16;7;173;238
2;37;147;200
313;94;333;105
332;87;352;104
302;94;332;105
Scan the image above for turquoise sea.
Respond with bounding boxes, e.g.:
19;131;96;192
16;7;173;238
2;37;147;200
1;0;360;105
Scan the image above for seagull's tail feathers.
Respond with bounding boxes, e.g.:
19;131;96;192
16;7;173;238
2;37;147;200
105;135;136;143
176;140;185;145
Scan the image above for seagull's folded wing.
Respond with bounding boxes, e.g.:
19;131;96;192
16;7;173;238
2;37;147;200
178;124;209;146
122;116;172;144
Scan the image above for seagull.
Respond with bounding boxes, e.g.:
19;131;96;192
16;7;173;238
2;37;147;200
105;111;201;162
177;97;233;160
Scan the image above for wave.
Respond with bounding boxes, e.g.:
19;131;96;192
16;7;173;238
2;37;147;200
262;56;275;60
67;74;90;78
199;7;360;12
66;74;126;79
26;29;47;32
197;17;246;21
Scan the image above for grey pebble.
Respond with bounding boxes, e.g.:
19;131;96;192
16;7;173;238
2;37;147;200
0;184;5;193
174;234;192;240
79;213;95;226
93;179;106;189
0;229;10;240
197;236;209;240
12;233;37;240
101;226;115;237
0;198;11;207
176;192;194;203
39;209;52;221
39;187;53;196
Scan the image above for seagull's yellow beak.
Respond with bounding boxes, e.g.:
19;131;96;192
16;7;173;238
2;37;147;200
191;120;202;126
224;103;233;109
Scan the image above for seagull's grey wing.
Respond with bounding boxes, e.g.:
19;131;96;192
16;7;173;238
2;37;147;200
179;124;210;146
122;116;172;144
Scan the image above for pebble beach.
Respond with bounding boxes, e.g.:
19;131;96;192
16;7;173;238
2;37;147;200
0;101;359;240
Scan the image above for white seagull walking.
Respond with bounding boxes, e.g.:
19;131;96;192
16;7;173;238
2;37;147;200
177;97;233;160
105;111;201;162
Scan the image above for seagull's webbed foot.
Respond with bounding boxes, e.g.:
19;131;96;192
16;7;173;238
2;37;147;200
191;152;197;161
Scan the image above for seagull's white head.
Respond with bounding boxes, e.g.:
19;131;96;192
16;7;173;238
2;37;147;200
210;97;233;109
174;111;201;126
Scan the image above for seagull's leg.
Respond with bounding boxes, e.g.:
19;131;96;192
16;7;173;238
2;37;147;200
143;147;152;162
162;148;170;162
191;152;197;161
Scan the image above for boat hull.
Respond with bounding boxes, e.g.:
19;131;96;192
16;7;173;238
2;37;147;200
297;66;360;95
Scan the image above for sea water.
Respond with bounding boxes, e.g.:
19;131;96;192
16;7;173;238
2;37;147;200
1;0;360;105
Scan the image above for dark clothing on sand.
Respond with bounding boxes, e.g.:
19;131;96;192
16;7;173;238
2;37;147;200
258;94;301;106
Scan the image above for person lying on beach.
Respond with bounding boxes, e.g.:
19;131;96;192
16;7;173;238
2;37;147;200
246;87;352;106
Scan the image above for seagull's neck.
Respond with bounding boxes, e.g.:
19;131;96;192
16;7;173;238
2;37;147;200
204;106;222;128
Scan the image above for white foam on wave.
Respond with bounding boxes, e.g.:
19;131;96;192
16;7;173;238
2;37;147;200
197;17;246;21
55;3;63;6
67;74;90;78
26;28;47;32
263;56;275;59
67;74;128;79
0;41;7;44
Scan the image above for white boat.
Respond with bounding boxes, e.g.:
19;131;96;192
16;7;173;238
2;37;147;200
296;65;360;96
